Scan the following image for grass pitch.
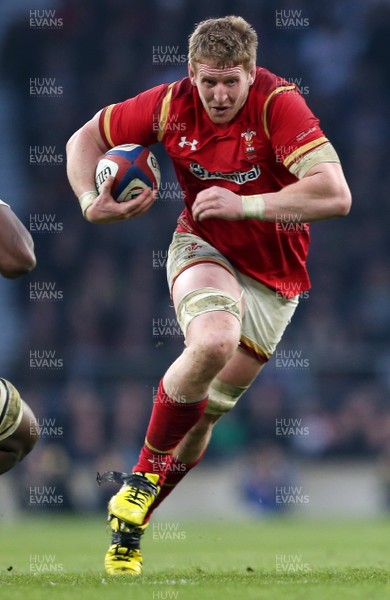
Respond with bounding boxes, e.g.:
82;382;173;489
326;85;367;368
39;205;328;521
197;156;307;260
1;516;390;599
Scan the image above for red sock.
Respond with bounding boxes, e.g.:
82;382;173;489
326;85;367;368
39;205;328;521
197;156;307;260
133;380;207;483
144;453;205;523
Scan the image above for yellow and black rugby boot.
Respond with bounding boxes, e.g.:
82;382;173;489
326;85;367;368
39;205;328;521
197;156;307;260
98;471;160;526
104;516;147;575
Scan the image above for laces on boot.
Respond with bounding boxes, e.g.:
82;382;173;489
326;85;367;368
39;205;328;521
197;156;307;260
97;471;131;486
98;471;158;496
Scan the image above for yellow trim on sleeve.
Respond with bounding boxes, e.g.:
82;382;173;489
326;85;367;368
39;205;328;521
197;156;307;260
262;85;296;139
283;136;328;168
157;82;175;142
103;104;116;147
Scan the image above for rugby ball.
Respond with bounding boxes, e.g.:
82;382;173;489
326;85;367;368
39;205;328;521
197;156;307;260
95;144;161;202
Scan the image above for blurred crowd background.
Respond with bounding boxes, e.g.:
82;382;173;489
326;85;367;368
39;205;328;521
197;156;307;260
0;0;389;514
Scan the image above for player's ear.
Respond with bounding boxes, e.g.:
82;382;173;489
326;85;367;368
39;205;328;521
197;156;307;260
188;63;196;85
248;65;256;86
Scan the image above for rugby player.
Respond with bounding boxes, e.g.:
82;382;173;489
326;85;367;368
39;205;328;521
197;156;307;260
0;199;38;475
66;16;351;574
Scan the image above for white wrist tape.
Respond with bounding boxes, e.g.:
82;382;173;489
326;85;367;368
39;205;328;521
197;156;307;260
0;199;11;208
241;194;265;220
78;191;98;218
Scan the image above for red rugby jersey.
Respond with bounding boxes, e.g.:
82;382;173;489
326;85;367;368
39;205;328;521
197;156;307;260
99;67;329;297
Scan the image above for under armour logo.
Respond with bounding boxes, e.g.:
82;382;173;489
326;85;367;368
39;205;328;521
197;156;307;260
178;137;198;151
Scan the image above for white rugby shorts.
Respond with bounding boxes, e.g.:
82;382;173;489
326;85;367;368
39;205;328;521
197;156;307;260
167;231;299;362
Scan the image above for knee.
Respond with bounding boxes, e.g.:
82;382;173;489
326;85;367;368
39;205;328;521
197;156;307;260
192;329;239;372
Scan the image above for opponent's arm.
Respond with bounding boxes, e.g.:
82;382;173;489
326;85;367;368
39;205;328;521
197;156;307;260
192;160;351;223
66;111;156;224
0;203;36;278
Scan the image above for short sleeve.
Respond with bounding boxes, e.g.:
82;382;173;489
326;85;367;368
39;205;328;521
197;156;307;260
99;84;169;148
265;89;329;173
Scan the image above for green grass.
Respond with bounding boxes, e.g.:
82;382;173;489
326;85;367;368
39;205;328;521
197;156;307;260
1;517;390;599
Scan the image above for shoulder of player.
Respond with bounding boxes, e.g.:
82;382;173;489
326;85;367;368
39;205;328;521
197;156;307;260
148;76;193;142
151;77;193;116
251;66;295;100
250;67;304;136
102;79;187;122
168;76;193;105
145;77;191;102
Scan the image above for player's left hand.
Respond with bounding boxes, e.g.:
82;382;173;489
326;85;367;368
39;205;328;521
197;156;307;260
192;186;244;221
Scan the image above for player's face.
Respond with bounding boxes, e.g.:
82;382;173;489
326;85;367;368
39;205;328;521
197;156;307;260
189;62;256;124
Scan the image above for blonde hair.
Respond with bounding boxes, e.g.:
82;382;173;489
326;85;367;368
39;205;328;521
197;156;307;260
188;16;258;71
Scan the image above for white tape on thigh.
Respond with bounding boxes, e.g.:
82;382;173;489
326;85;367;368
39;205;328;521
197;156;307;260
176;287;242;335
205;378;249;416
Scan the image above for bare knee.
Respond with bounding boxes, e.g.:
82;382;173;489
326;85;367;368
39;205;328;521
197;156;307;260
190;328;239;376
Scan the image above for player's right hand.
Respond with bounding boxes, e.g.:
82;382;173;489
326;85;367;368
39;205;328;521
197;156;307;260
85;176;157;224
